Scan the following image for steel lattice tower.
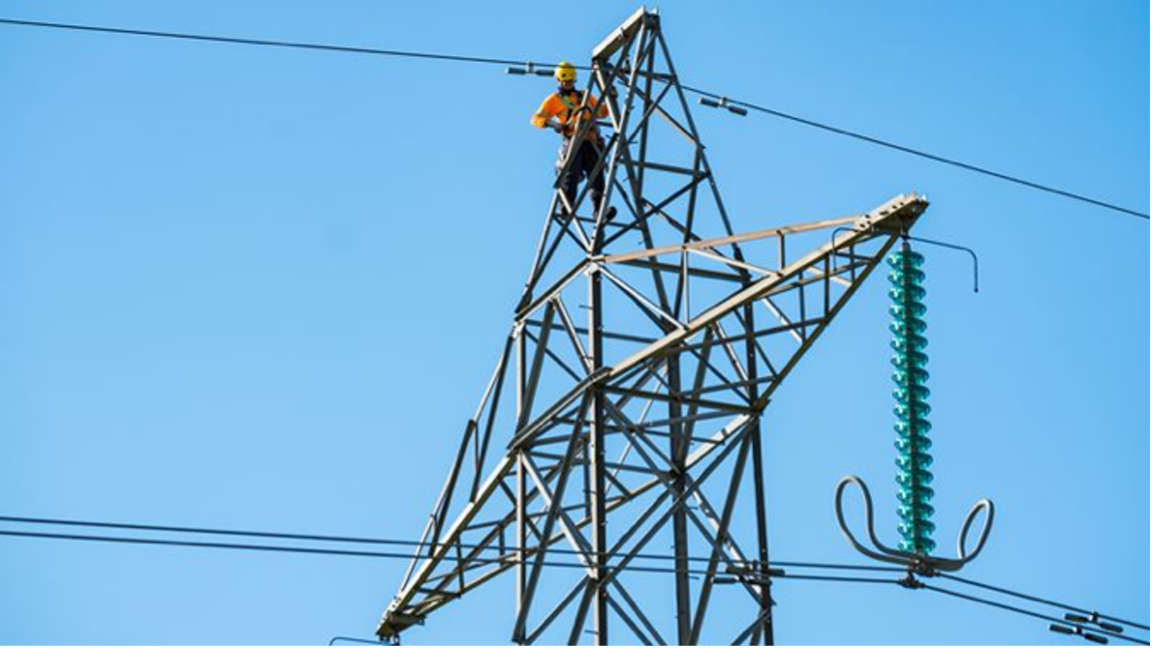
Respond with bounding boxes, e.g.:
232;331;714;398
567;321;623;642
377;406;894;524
378;7;927;645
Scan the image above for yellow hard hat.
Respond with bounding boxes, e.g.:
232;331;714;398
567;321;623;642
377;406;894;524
555;61;577;83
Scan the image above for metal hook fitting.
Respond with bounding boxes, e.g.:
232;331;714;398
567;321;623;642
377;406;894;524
905;235;979;293
830;227;980;293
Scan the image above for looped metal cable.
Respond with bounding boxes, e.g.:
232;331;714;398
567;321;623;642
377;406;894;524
834;475;995;573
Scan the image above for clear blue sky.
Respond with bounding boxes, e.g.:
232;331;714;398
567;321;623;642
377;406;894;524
1;0;1148;645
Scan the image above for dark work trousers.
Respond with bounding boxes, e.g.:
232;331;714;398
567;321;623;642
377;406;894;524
557;137;607;216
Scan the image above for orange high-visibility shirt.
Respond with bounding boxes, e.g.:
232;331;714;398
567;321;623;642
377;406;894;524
531;89;610;140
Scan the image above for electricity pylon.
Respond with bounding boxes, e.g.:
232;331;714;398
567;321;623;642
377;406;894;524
377;7;927;645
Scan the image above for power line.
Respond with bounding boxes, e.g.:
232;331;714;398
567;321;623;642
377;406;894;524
0;527;896;585
0;514;903;573
0;17;540;68
5;525;1146;643
0;528;428;561
6;515;1146;629
0;513;442;551
922;583;1150;646
0;16;1147;221
686;85;1149;221
938;572;1150;631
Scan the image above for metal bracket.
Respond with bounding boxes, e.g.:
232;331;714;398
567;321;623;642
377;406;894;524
1050;623;1110;645
505;61;554;77
697;96;748;116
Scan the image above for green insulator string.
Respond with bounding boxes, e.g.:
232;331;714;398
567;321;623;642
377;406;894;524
888;241;936;555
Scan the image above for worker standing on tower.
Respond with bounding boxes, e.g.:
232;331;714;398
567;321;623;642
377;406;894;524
531;61;616;221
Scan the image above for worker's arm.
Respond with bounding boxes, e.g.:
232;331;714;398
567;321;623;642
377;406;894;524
531;96;563;129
